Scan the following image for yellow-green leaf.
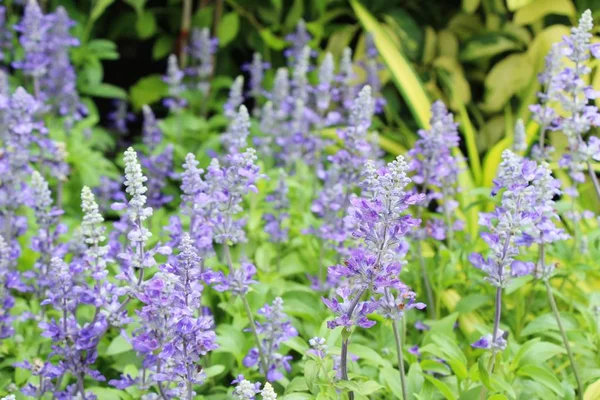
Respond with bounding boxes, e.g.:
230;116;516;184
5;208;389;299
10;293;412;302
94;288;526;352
506;0;533;11
513;0;576;26
351;0;430;129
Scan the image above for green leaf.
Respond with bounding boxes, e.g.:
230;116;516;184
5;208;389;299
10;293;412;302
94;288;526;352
478;355;492;389
462;0;481;13
460;34;520;62
304;360;319;392
260;29;288;50
507;0;533;11
351;0;430;129
522;312;577;336
513;0;576;25
204;364;225;378
283;0;304;30
81;83;127;99
153;35;175;60
512;340;565;369
90;0;116;23
348;344;391;367
518;364;564;395
105;335;132;356
421;360;451;376
423;375;457;400
455;294;490;314
217;12;240;47
129;74;168;110
136;11;157;39
481;53;534;112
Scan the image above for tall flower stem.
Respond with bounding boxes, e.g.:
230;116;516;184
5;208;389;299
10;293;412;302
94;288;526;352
416;207;435;318
416;240;435;319
240;294;269;378
479;286;502;400
541;245;584;399
340;336;352;400
223;242;269;377
339;287;368;400
586;161;600;203
392;316;407;400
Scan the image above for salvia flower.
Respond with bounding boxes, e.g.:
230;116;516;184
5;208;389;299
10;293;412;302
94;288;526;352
187;27;217;94
315;52;335;113
163;54;186;111
222;104;251;154
243;52;269;111
285;19;311;67
111;148;169;297
264;170;289;243
324;156;424;329
224;75;245;118
513;119;527;152
408;100;461;241
142;105;162;152
292;46;311;104
232;375;261;399
126;233;217;397
243;297;298;381
108;100;134;135
543;10;600;195
361;33;385;112
469;150;538;288
337;47;355;110
0;236;16;340
272;68;290;118
205;148;264;244
13;0;51;85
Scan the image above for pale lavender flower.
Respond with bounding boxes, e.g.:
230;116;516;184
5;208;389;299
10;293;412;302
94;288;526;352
264;170;289;243
222;104;250;154
187;27;218;94
285;19;311;66
163;54;186;111
224;75;244;118
108;100;135;135
13;0;51;84
315;52;334;112
243;297;298;381
142;105;162;152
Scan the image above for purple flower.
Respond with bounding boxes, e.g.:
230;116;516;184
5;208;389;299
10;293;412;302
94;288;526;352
264;170;289;243
243;297;298;381
187;27;217;94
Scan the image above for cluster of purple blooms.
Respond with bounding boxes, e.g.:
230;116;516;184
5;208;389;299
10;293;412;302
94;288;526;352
2;1;598;398
324;156;425;330
469;149;569;350
408;100;463;242
530;10;600;199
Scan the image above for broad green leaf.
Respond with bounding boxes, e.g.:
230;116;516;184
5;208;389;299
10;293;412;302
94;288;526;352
136;11;157;39
283;0;304;30
153;35;175;60
512;340;565;369
129;75;168;110
585;379;600;400
217;12;240;47
462;0;481;13
507;0;533;10
81;83;127;99
518;364;564;395
513;0;576;25
423;375;457;400
204;364;225;378
481;53;534;112
455;294;490;314
104;335;132;356
460;34;520;61
260;29;288;50
351;0;430;128
522;312;577;336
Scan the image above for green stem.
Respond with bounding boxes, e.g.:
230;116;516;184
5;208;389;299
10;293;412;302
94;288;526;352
241;294;270;378
392;317;407;400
